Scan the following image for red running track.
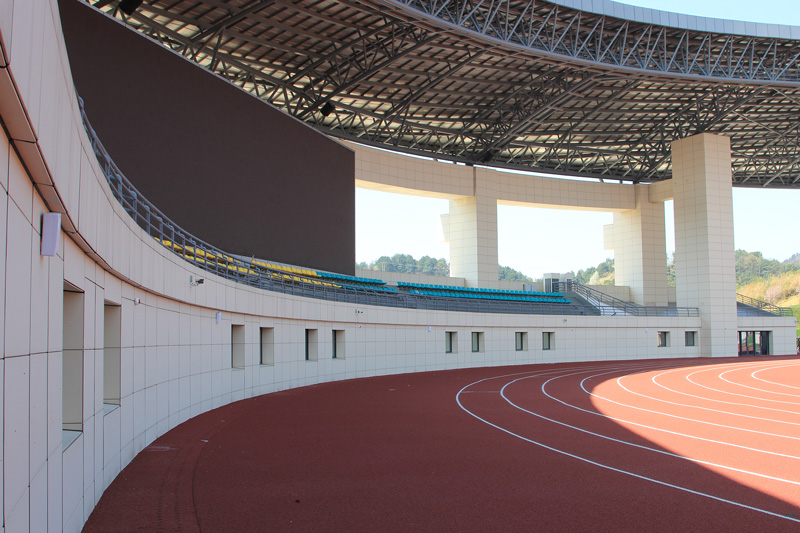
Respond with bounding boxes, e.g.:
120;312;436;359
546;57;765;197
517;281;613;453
85;356;800;532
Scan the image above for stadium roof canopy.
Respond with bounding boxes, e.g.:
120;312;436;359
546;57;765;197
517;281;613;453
88;0;800;187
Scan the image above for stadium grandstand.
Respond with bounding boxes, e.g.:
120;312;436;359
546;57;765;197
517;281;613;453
0;0;797;530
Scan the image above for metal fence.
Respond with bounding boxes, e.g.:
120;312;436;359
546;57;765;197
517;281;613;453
736;293;793;317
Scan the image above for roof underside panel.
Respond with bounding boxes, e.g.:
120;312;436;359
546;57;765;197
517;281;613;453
87;0;800;187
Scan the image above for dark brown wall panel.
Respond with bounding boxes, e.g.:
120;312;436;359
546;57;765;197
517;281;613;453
58;0;355;275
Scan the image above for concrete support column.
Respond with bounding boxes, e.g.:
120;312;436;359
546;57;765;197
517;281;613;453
672;133;738;357
445;169;498;287
604;184;668;306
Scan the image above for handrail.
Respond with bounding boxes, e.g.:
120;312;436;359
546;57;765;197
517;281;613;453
556;280;700;318
557;280;637;309
79;97;700;319
736;293;793;317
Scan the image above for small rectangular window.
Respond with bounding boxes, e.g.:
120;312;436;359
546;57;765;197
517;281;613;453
63;283;85;434
542;332;554;351
685;331;696;347
471;332;484;353
231;324;245;368
515;332;527;351
103;303;122;405
260;327;274;365
332;329;345;359
445;331;457;354
658;331;669;348
305;329;318;361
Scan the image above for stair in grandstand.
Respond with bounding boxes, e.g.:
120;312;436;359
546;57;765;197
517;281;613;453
556;280;643;316
555;280;700;317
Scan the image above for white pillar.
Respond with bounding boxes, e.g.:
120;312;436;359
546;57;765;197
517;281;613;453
672;133;738;357
446;169;498;287
605;184;668;306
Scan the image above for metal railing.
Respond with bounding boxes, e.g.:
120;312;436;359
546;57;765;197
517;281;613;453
555;280;700;317
80;99;701;318
736;293;793;317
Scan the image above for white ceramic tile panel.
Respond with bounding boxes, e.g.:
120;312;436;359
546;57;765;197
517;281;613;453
7;0;40;133
0;359;4;521
46;442;63;533
31;188;51;321
102;408;120;488
29;352;47;483
61;434;82;532
0;132;9;200
81;416;94;517
4;355;28;526
5;201;31;358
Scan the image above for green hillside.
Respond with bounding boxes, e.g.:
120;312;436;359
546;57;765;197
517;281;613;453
356;254;532;281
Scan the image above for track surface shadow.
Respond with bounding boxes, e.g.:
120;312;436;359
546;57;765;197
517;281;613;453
85;357;800;532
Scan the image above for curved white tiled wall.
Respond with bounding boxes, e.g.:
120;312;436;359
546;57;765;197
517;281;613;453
0;1;794;532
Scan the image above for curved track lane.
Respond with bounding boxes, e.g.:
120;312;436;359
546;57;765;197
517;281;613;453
86;357;800;532
459;358;800;528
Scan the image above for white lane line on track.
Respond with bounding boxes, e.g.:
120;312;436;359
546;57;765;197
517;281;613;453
456;369;800;525
583;375;800;454
716;366;800;397
752;366;800;391
501;374;800;485
686;365;800;407
611;375;800;436
537;369;800;456
648;363;800;419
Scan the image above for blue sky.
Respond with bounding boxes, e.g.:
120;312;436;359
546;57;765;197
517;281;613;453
356;1;800;278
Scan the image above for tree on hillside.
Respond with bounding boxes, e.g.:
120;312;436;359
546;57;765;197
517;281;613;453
667;253;676;287
498;265;532;282
576;258;615;284
356;254;525;280
596;258;614;277
417;255;449;276
784;253;800;267
575;266;595;284
734;249;799;287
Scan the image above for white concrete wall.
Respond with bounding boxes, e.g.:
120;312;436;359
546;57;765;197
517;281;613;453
0;2;794;533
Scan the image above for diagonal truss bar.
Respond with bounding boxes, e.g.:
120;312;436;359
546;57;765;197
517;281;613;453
387;0;800;83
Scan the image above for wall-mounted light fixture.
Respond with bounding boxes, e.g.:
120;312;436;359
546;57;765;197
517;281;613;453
190;276;205;287
40;212;61;256
215;312;222;323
